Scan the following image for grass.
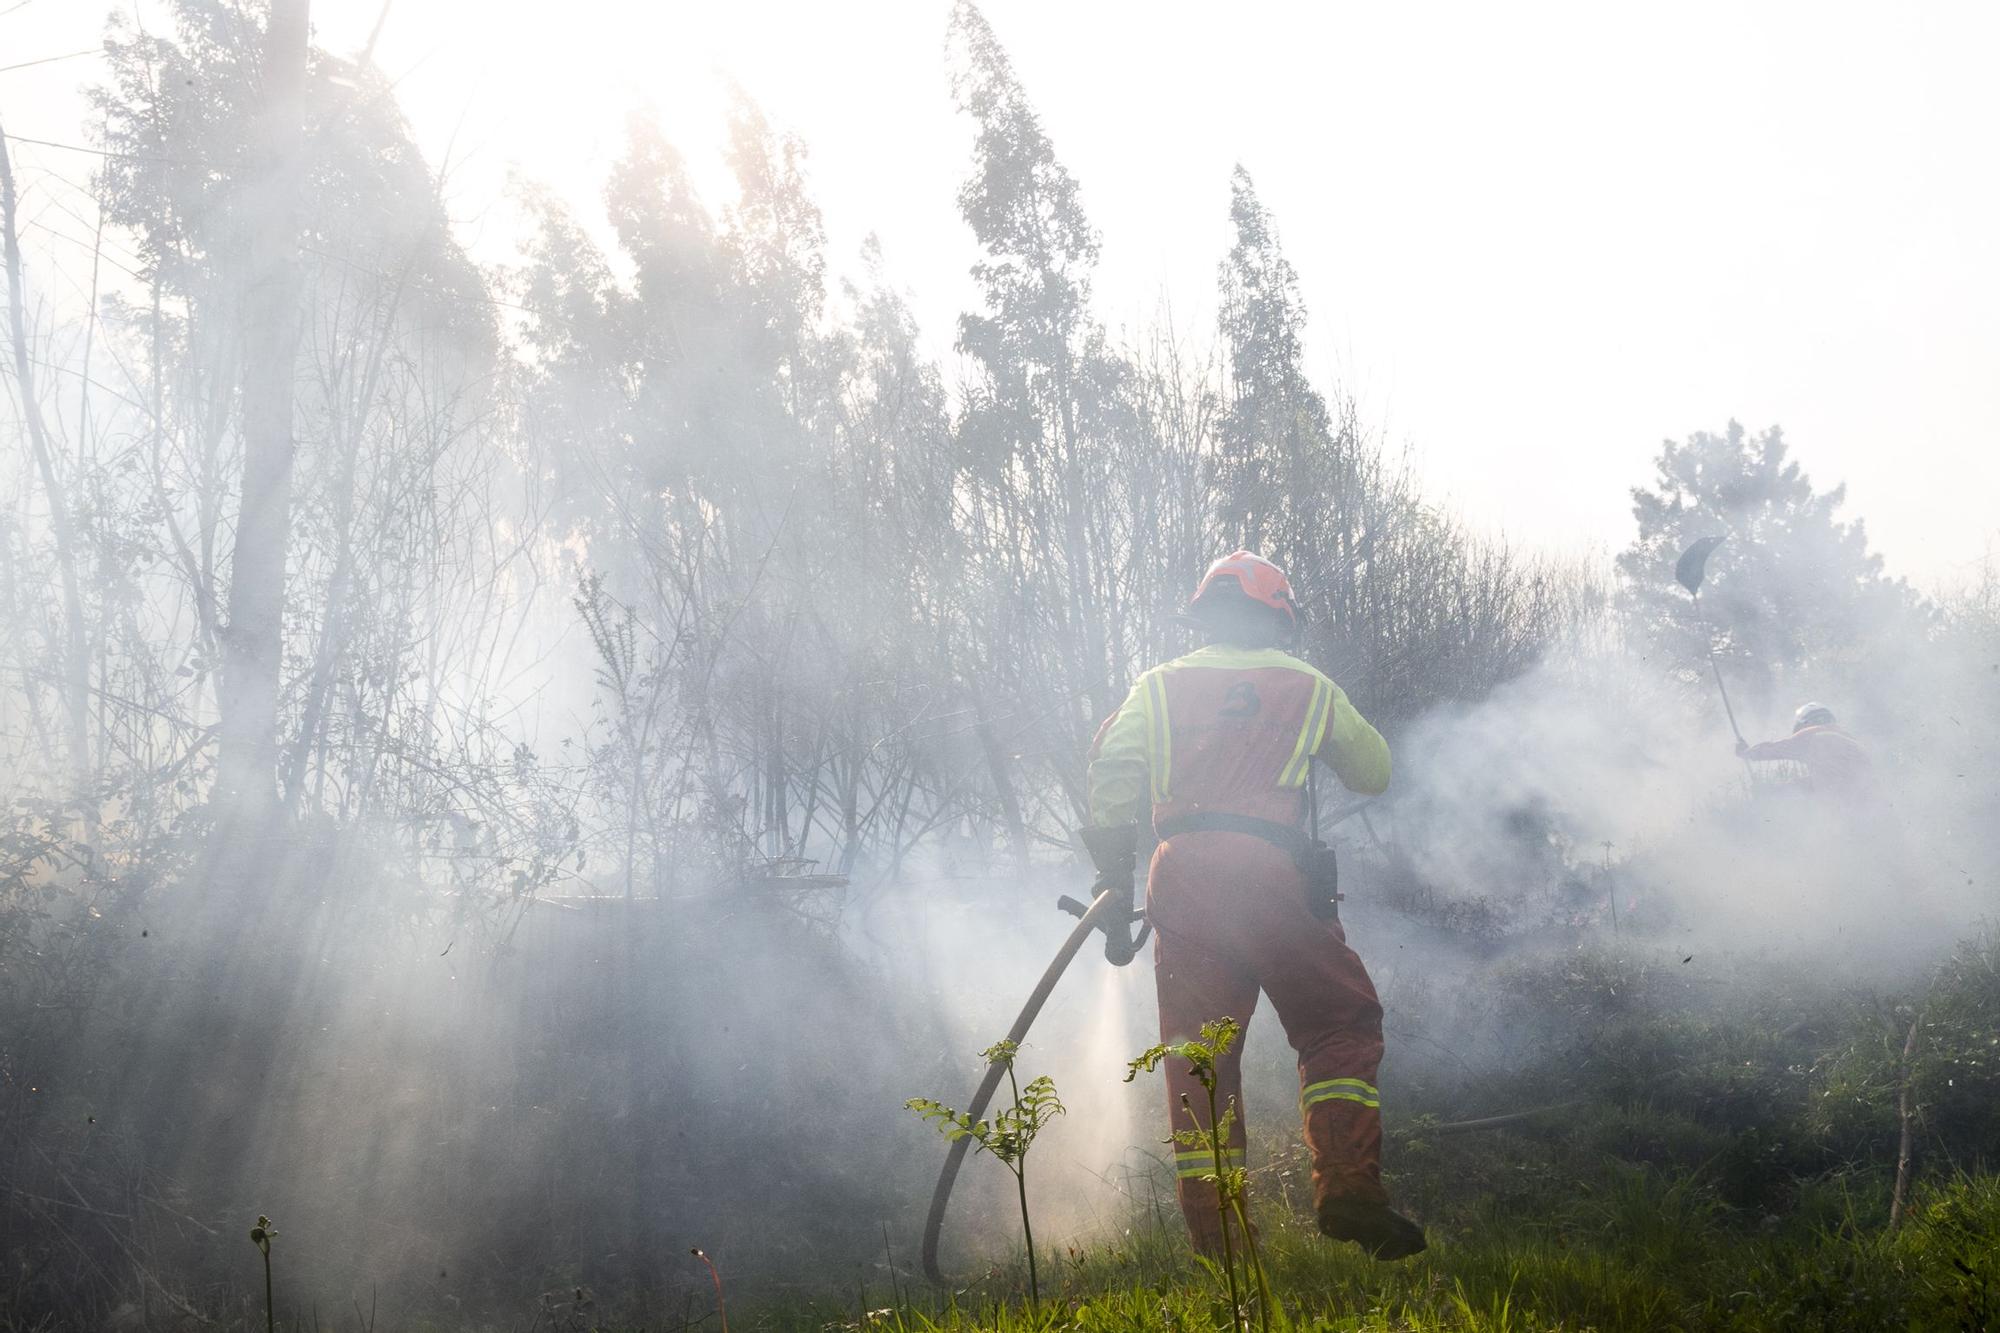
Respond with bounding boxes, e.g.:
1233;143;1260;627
747;1167;2000;1332
765;929;2000;1333
20;934;2000;1331
17;1128;1997;1333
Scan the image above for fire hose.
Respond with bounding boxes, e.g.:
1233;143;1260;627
913;825;1592;1283
918;870;1149;1284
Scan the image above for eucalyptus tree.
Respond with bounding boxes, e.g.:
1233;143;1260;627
1215;168;1591;727
946;1;1206;832
90;0;514;855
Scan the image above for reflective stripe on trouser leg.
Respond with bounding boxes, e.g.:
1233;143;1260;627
1175;1152;1242;1258
1173;1146;1239;1180
1304;1097;1387;1208
1301;1074;1386;1207
1260;899;1387;1210
1301;1077;1379;1110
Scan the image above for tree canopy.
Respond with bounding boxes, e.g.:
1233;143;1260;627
1618;421;1924;711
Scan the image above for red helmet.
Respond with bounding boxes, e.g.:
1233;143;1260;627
1190;551;1297;630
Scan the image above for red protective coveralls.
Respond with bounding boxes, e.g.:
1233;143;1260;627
1088;644;1392;1253
1742;725;1874;803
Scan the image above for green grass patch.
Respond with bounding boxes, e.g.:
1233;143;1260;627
749;1168;1998;1332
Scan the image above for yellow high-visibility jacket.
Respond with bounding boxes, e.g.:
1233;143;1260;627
1088;645;1389;829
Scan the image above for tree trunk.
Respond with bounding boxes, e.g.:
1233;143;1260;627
974;696;1029;868
766;694;788;858
216;0;309;817
0;118;93;842
1888;1014;1921;1231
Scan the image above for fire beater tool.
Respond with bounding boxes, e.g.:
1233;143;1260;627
1676;535;1752;766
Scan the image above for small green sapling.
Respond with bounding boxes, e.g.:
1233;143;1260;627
907;1039;1065;1305
1127;1017;1273;1333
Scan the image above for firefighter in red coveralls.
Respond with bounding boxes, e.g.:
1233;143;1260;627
1736;702;1875;803
1085;552;1426;1261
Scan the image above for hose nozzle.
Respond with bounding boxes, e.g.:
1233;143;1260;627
1056;892;1150;966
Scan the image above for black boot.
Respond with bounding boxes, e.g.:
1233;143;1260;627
1316;1198;1427;1260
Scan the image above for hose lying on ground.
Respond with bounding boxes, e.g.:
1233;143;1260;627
1423;1100;1585;1135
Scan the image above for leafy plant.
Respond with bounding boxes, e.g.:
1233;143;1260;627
248;1214;276;1333
1127;1017;1272;1333
907;1039;1065;1304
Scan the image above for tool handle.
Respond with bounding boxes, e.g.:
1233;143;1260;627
1690;589;1750;748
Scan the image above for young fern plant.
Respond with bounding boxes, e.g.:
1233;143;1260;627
907;1039;1065;1305
248;1214;277;1333
1127;1017;1273;1333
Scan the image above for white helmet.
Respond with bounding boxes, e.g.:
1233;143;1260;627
1793;702;1836;733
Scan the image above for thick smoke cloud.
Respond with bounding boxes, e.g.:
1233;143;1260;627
3;2;1996;1327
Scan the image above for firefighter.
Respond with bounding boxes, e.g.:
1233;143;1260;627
1086;552;1425;1261
1735;702;1874;801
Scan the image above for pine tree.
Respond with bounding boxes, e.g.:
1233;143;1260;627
1617;421;1925;708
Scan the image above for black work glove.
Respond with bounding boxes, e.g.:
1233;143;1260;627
1077;823;1143;965
1078;823;1138;907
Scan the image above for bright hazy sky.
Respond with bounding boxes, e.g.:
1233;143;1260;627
7;1;1996;585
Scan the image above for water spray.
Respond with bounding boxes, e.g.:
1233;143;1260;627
918;852;1149;1284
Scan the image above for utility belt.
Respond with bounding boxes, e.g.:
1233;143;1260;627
1155;811;1307;858
1154;811;1342;921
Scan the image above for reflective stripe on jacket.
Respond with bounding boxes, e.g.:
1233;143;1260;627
1087;645;1389;829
